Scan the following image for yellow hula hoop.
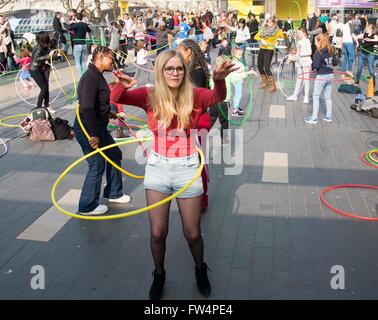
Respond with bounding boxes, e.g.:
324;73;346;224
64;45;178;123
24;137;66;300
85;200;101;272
0;114;30;128
51;138;205;220
145;43;169;56
76;105;145;180
50;49;77;100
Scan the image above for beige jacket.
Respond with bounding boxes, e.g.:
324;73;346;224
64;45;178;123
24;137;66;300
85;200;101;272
0;23;15;55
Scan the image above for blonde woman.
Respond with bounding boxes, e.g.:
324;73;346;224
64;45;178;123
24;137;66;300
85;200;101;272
111;50;237;300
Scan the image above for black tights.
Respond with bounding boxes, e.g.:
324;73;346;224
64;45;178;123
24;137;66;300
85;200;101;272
146;190;204;273
257;48;274;76
30;70;50;108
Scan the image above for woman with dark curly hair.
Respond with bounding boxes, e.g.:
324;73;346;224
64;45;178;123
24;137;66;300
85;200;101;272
178;39;230;212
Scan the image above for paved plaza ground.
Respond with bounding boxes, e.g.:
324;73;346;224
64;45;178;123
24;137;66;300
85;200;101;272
0;49;378;300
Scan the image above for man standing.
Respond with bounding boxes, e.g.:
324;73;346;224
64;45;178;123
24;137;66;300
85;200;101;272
308;12;317;32
53;12;67;60
146;21;177;55
67;13;91;77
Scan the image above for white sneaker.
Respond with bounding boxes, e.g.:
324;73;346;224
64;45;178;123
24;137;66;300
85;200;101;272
286;95;297;101
79;204;108;216
108;194;131;204
303;98;309;104
47;107;56;114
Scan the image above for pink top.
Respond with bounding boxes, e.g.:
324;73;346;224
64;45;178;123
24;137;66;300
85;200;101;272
15;57;31;70
110;80;227;157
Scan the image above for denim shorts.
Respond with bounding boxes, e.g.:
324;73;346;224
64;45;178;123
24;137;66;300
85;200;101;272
144;151;203;198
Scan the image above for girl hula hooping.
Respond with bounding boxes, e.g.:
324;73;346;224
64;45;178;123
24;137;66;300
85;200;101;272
111;50;237;300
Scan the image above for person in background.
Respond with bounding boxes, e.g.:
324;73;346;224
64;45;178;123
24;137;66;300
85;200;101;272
218;38;231;57
305;34;338;124
341;14;355;78
199;41;211;65
247;13;259;44
254;17;285;92
286;28;312;104
309;18;327;58
228;47;258;117
192;14;204;43
353;24;378;88
202;20;214;56
65;9;77;54
0;15;15;72
352;13;362;36
29;31;60;114
133;40;153;85
53;11;67;61
67;12;91;77
15;47;35;89
308;12;317;32
225;18;250;64
146;21;177;56
108;21;121;67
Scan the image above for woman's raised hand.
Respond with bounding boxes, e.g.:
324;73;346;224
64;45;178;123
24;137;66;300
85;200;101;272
113;69;137;88
212;60;239;81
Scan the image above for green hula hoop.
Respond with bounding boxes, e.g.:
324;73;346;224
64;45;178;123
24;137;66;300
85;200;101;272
216;55;254;126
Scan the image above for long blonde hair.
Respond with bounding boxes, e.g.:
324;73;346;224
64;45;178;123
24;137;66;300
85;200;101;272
149;50;194;130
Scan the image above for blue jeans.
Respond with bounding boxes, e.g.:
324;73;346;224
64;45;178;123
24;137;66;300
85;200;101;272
311;74;334;120
73;118;123;212
342;42;355;72
235;42;247;64
355;51;375;82
73;44;86;77
233;81;243;111
195;33;203;43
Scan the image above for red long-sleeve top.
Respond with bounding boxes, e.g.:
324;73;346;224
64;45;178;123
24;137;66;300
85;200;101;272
110;80;226;157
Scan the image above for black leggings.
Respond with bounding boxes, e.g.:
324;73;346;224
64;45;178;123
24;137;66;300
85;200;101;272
30;70;50;108
210;102;229;138
0;53;6;71
257;48;274;76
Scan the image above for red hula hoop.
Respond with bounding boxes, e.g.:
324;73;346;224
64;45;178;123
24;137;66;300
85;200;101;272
296;70;353;82
320;184;378;221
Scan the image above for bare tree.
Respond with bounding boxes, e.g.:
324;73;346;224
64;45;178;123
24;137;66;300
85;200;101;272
0;0;13;10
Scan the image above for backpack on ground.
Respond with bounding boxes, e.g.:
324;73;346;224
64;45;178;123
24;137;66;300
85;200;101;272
29;119;55;141
338;84;362;94
30;108;51;121
50;117;74;140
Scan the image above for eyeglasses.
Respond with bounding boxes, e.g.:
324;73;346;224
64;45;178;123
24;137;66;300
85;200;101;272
163;66;185;75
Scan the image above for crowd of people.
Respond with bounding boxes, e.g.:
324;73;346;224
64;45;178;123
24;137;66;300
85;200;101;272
1;7;378;300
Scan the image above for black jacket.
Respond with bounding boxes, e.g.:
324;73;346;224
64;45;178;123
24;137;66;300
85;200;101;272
247;19;259;40
30;44;50;72
53;16;67;44
192;17;203;35
67;22;91;45
78;63;111;137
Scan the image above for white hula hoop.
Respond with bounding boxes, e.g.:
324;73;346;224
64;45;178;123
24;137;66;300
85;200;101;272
15;62;61;107
276;54;305;99
0;138;8;157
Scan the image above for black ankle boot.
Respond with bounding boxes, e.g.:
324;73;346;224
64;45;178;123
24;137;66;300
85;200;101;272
149;270;165;300
195;263;211;297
